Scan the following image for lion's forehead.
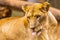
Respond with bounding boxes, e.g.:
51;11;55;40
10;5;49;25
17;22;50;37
26;3;49;16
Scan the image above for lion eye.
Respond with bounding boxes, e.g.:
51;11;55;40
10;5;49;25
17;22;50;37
35;15;41;18
27;16;30;19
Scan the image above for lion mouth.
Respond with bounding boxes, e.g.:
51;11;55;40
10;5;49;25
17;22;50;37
32;29;42;36
31;27;42;35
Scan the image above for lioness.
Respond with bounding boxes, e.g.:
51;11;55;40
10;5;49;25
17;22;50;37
0;2;58;40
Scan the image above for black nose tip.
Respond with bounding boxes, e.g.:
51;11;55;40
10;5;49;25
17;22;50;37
31;28;35;30
31;27;35;32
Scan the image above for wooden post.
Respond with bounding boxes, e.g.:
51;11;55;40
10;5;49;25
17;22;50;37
0;0;34;11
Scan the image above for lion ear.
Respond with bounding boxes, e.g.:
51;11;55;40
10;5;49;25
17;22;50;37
42;2;50;11
22;4;32;13
22;5;28;13
22;5;33;15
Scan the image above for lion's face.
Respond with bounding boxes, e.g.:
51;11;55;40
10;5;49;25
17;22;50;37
22;2;50;34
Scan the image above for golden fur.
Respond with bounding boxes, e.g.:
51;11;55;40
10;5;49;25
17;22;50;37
0;2;58;40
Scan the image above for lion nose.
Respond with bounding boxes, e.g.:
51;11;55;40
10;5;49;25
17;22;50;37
31;27;35;32
31;27;35;30
30;25;35;29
